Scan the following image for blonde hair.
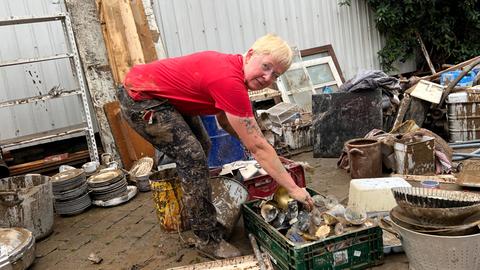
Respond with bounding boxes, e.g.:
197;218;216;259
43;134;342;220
250;33;293;70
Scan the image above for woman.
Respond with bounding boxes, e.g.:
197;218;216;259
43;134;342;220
118;33;313;258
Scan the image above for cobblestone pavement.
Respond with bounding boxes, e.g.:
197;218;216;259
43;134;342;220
32;153;408;269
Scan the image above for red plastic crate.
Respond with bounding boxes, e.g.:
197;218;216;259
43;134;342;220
209;157;305;200
245;157;305;200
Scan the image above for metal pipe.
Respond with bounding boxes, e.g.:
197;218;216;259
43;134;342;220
450;143;480;149
449;139;480;145
452;153;480;158
452;148;480;161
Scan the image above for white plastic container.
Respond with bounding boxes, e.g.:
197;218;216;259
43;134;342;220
348;177;411;213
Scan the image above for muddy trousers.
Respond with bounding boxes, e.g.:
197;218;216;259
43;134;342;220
116;86;224;242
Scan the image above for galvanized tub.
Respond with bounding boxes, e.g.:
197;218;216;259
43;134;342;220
210;176;249;237
391;219;480;270
0;174;54;240
394;136;435;175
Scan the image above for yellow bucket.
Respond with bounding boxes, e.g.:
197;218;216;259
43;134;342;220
149;168;188;232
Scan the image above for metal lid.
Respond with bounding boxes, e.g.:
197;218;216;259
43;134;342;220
51;169;84;183
87;170;123;187
0;227;34;262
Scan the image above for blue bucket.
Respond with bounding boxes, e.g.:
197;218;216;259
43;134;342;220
201;116;245;168
201;115;225;137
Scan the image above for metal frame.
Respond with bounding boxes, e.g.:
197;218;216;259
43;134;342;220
277;55;343;111
0;13;99;162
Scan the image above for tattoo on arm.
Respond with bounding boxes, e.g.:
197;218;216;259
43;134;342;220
241;118;263;137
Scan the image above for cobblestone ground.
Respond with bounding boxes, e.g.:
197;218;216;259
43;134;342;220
32;153;409;269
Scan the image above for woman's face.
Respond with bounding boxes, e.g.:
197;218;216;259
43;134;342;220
244;49;287;90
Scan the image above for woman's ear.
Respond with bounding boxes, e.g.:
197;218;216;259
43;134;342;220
245;49;255;63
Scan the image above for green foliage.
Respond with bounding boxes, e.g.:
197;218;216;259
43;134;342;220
342;0;480;71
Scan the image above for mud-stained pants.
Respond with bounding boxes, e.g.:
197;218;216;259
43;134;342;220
117;86;223;242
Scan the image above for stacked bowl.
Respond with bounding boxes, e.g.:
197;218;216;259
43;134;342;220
390;187;480;236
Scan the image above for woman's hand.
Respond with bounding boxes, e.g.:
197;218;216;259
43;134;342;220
288;186;314;210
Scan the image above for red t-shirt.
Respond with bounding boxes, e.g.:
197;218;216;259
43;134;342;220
123;51;253;117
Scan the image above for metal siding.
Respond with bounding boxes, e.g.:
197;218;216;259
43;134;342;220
0;0;91;142
153;0;414;80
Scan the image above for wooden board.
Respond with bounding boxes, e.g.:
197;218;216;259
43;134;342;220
130;0;157;63
103;101;154;170
312;90;383;157
167;255;265;270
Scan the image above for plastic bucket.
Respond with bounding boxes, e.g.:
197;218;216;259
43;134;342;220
149;169;187;232
346;138;382;179
210;176;249;237
0;174;54;240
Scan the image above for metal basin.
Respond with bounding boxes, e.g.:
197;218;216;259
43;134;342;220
397;201;480;226
0;174;53;240
390;206;480;236
391;218;480;270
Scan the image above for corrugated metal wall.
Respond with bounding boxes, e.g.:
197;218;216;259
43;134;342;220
0;0;415;144
152;0;415;80
0;0;89;143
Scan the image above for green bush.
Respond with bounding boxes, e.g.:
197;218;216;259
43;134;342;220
340;0;480;71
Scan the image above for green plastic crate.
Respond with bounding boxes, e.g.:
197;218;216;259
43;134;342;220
242;188;384;270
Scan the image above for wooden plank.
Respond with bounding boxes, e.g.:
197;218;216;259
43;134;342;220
103;101;154;170
391;173;457;184
97;0;120;83
129;0;157;63
9;150;90;176
97;0;132;84
167;255;262;270
119;0;145;66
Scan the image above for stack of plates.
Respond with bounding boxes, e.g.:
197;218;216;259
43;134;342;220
51;169;91;215
87;170;128;201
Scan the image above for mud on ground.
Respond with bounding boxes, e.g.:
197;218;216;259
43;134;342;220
32;152;408;269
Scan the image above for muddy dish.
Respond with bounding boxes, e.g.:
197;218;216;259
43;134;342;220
0;227;35;270
397;200;480;226
392;187;480;208
390;206;480;236
51;169;86;193
344;206;367;225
